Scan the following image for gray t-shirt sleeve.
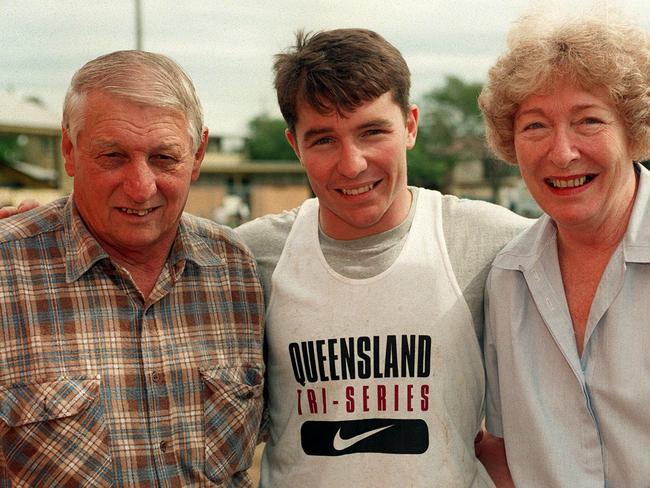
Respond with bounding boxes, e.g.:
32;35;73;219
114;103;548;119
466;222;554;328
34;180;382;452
440;195;532;339
235;209;298;443
235;208;298;305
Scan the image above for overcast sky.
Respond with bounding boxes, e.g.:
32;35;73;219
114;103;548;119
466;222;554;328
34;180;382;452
3;0;648;136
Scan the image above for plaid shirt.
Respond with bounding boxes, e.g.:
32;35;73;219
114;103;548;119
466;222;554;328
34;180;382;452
0;197;265;487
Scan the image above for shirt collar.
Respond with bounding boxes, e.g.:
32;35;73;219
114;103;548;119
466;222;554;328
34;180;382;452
622;163;650;262
168;214;225;268
494;163;650;271
64;199;223;283
63;198;110;283
492;214;556;271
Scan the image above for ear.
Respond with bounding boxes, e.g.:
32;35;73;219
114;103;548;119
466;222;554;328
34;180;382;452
405;104;419;150
191;127;209;181
285;128;302;164
61;126;76;177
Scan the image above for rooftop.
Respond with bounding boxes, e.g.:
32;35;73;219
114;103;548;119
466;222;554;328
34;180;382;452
0;91;60;134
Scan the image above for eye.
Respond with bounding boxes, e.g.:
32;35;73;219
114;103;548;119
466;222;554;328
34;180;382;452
151;154;180;166
582;117;603;125
96;152;126;168
523;122;545;131
312;137;334;146
153;154;176;161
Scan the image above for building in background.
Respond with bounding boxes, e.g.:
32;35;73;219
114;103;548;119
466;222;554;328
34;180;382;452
0;91;66;205
448;158;541;218
189;134;310;222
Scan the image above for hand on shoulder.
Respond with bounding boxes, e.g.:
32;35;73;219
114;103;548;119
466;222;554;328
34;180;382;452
0;199;41;219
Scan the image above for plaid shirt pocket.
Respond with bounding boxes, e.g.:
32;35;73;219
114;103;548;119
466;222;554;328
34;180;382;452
0;377;113;487
201;365;264;485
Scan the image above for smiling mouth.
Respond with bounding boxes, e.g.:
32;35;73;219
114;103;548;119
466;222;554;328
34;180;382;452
546;175;595;189
120;207;154;216
339;182;376;196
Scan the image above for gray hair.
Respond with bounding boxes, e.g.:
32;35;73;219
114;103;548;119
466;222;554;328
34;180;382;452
62;50;204;151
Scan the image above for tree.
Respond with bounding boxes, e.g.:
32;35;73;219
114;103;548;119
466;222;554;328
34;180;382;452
245;115;297;161
0;135;22;163
408;76;484;190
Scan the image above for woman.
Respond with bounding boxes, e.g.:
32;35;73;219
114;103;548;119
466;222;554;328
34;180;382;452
478;11;650;487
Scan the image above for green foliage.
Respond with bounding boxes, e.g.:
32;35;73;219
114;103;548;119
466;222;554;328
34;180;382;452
408;76;485;190
245;115;297;162
407;143;456;190
0;135;22;163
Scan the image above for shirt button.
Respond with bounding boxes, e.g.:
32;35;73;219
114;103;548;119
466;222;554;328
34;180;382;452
151;371;161;383
160;440;168;452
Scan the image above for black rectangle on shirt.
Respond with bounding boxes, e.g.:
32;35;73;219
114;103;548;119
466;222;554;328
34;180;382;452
301;418;428;456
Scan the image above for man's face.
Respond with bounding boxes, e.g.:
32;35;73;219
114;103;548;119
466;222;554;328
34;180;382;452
287;92;418;240
63;91;206;260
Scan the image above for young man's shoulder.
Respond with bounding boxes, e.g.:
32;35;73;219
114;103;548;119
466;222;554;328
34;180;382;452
235;206;300;260
439;192;532;245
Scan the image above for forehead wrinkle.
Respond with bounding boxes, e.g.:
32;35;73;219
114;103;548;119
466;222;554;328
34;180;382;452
87;137;187;157
517;103;608;119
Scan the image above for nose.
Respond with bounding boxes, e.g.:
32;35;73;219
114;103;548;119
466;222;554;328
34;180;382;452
123;158;157;202
548;126;579;169
337;142;368;178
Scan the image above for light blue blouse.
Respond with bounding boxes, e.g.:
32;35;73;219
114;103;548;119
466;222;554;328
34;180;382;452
484;163;650;487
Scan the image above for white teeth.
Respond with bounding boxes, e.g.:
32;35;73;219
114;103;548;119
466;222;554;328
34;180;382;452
121;208;152;216
550;176;587;188
341;183;375;196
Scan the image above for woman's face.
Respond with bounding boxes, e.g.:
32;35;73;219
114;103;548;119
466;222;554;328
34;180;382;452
513;79;637;234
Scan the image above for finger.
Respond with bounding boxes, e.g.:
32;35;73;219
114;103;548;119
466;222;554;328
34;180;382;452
0;206;20;219
17;199;41;212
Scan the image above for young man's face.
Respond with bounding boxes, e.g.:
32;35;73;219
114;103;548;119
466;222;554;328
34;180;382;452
287;92;418;240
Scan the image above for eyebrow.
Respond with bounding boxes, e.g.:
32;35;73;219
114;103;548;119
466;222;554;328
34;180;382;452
90;140;121;150
516;103;607;119
90;140;184;153
302;118;393;142
153;143;184;153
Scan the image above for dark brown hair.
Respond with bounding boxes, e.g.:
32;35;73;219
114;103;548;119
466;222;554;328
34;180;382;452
274;28;411;133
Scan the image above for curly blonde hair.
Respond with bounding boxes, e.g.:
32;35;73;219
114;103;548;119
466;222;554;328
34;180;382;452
479;11;650;164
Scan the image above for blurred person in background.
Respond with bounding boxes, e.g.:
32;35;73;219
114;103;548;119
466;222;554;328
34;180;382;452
479;10;650;487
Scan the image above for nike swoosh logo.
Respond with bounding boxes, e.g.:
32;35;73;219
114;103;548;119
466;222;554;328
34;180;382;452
332;424;394;451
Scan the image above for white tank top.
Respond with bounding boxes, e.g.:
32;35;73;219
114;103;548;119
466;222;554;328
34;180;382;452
260;190;494;487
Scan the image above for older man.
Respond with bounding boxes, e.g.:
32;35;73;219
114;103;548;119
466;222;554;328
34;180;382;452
0;51;264;487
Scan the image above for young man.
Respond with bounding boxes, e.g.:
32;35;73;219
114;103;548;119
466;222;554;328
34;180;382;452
236;29;529;487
